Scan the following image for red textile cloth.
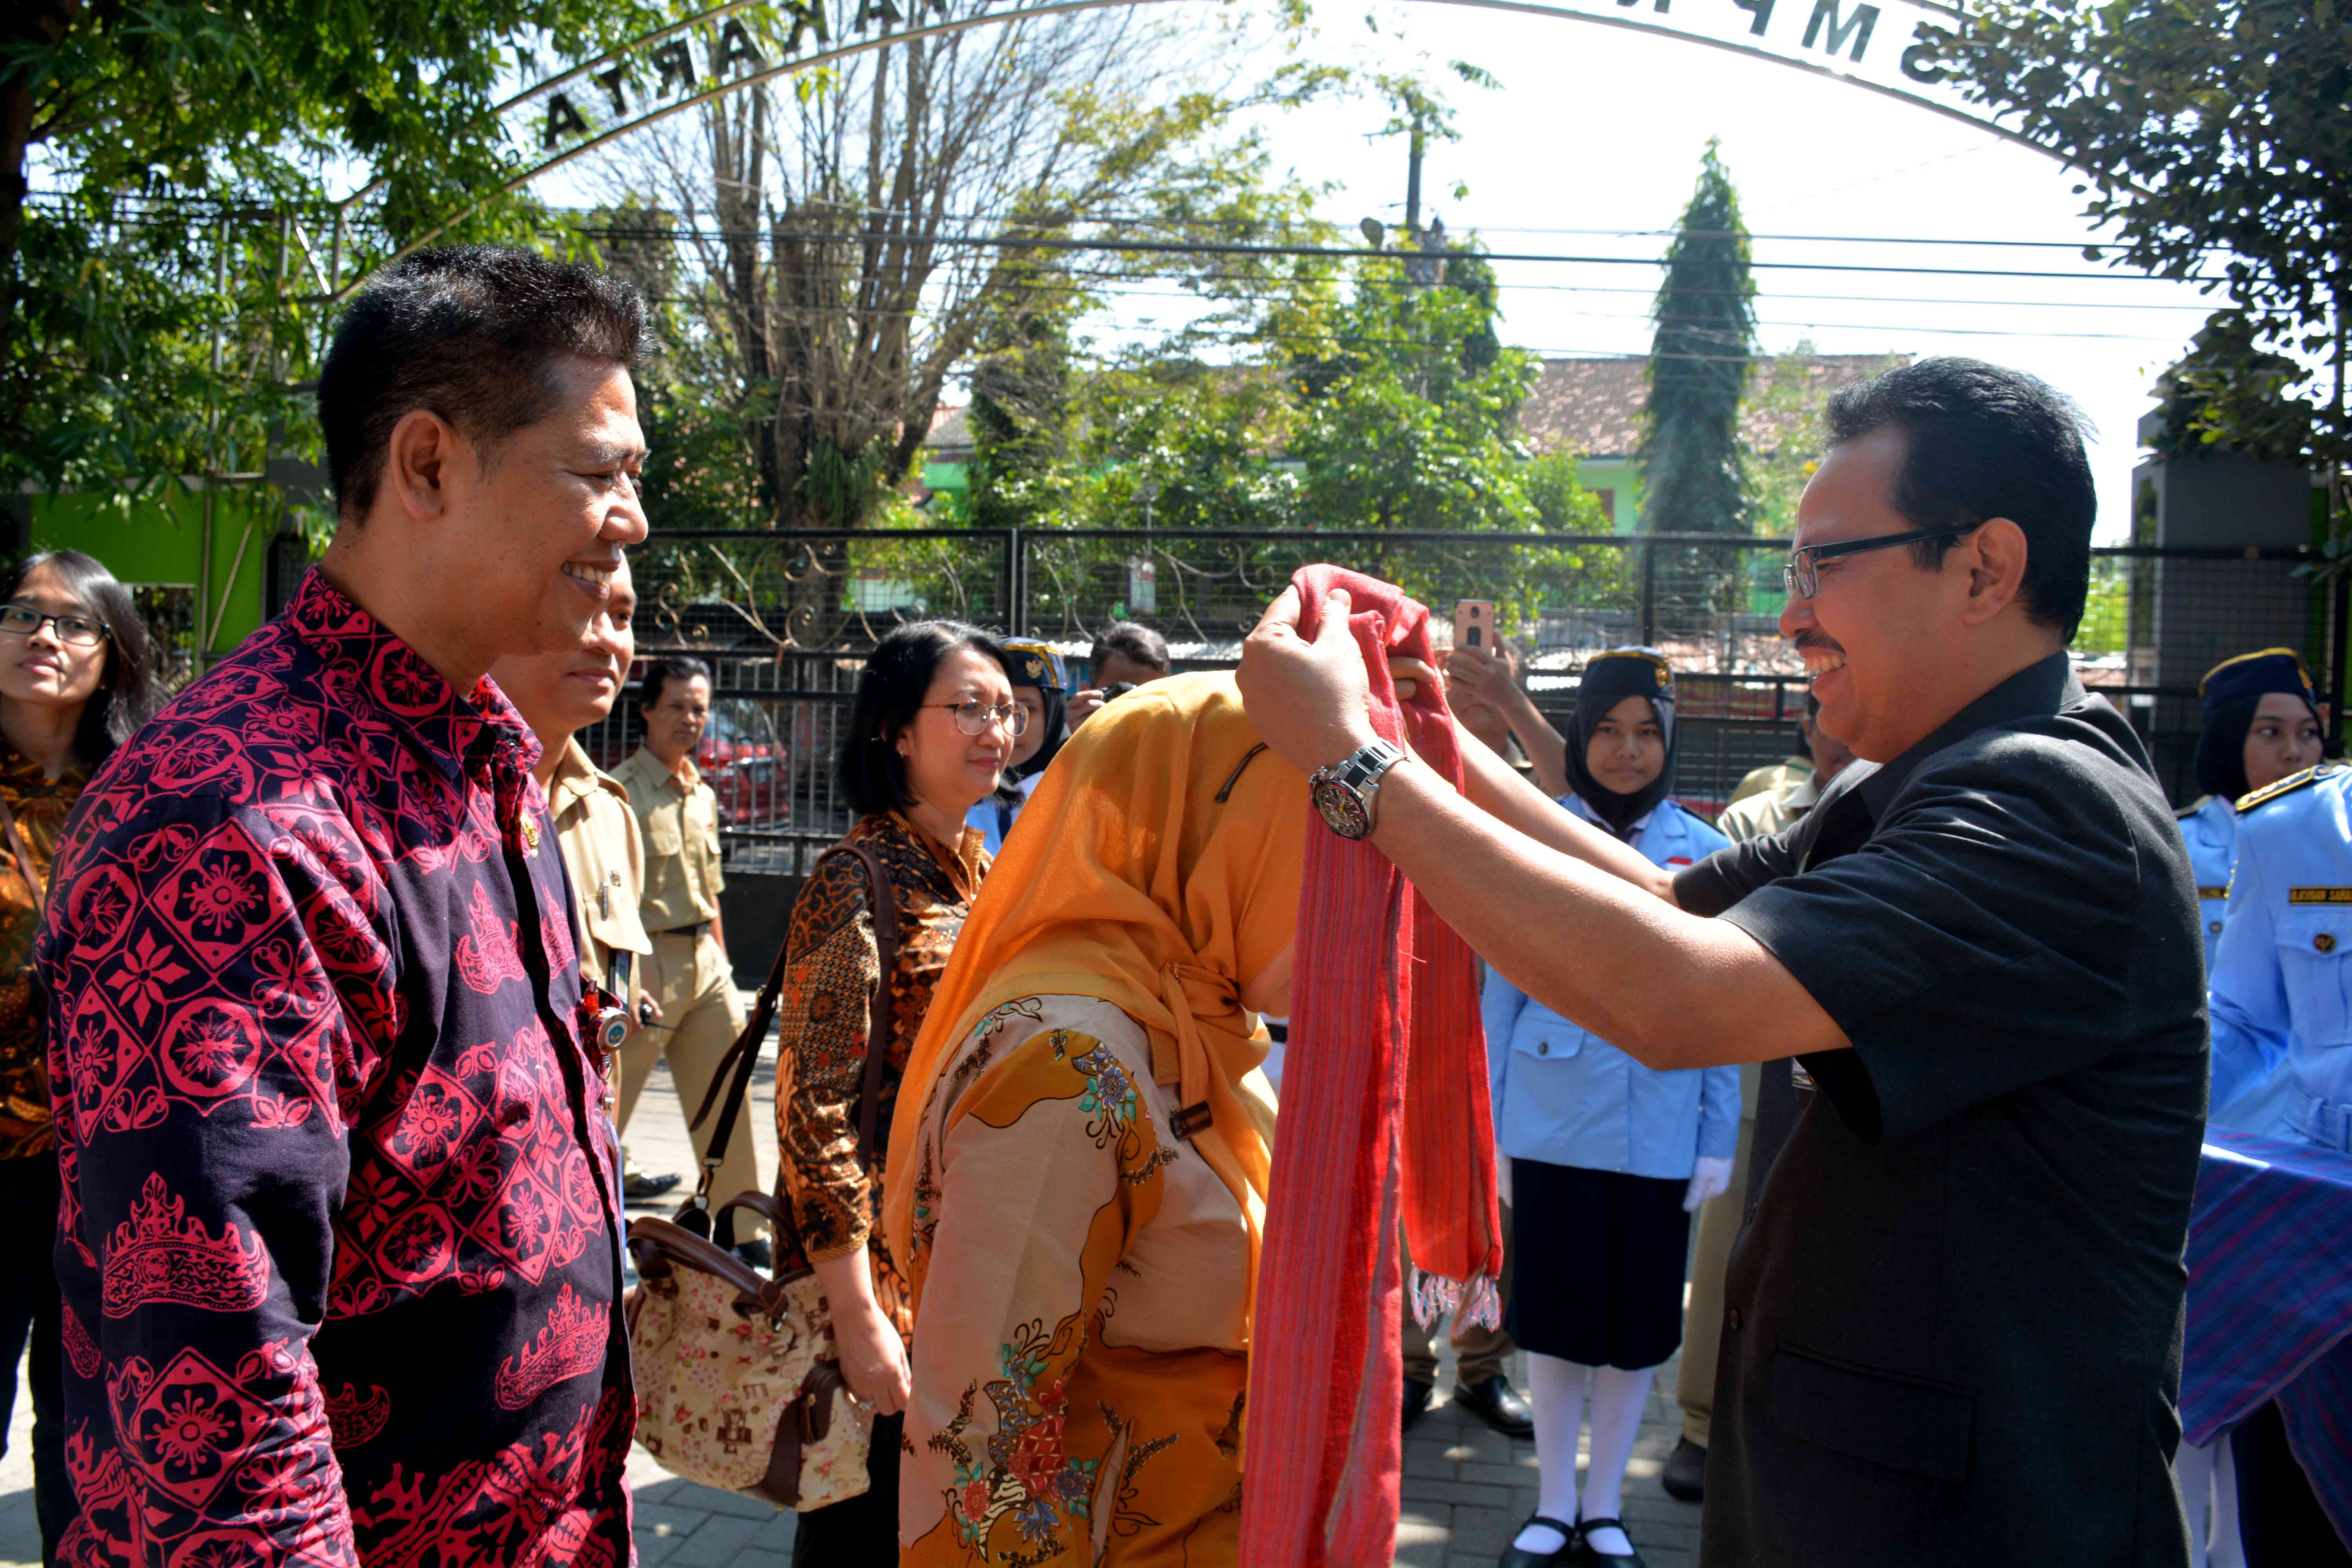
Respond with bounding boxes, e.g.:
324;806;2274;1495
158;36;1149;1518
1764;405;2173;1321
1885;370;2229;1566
1241;566;1503;1567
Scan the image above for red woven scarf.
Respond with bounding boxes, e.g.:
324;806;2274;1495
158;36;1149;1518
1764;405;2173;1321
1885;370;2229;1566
1241;566;1504;1566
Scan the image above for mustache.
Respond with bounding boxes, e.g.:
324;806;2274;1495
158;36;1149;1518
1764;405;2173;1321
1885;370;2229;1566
1793;631;1845;655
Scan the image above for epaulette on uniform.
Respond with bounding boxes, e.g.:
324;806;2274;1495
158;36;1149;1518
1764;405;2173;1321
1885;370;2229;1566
2176;795;2213;820
2237;762;2348;815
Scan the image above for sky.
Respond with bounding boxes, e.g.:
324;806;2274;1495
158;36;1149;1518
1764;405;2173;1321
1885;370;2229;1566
1109;1;2227;542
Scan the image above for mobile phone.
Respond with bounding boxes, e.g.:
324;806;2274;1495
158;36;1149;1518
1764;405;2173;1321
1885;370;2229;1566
1453;600;1495;651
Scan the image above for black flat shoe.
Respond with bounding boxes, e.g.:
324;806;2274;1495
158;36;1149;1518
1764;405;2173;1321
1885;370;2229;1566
623;1171;682;1201
1660;1436;1706;1502
1498;1514;1578;1567
1576;1517;1644;1567
1402;1377;1434;1434
1453;1374;1535;1439
733;1237;773;1272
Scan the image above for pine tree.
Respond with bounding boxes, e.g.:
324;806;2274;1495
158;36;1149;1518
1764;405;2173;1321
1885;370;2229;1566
1638;141;1758;535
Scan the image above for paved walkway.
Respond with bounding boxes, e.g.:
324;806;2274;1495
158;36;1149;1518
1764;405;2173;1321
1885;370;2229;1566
0;1027;1706;1566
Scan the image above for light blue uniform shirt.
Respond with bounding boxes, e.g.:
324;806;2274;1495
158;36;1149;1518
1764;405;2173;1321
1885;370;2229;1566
2176;793;2238;974
962;772;1042;858
1484;794;1741;1178
2208;764;2352;1151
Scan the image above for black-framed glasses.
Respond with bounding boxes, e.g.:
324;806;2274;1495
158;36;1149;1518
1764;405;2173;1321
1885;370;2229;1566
0;605;109;647
925;699;1030;738
1782;525;1981;600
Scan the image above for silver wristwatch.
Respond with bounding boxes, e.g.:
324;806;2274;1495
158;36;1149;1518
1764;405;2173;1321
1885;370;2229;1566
1309;740;1406;841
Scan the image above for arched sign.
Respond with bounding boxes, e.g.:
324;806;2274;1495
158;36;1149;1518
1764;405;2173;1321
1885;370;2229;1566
380;0;2041;260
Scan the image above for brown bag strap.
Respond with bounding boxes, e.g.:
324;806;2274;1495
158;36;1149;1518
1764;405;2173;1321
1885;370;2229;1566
0;794;42;919
685;842;897;1213
845;842;898;1169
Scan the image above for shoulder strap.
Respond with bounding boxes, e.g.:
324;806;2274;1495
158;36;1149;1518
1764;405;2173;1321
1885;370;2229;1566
0;793;40;918
686;841;899;1210
845;842;898;1169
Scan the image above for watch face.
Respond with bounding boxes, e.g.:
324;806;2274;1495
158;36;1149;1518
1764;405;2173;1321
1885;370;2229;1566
1312;777;1372;840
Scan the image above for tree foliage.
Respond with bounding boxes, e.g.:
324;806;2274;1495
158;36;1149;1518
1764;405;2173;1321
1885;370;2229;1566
1929;0;2352;533
1637;139;1757;535
596;0;1339;528
3;0;657;488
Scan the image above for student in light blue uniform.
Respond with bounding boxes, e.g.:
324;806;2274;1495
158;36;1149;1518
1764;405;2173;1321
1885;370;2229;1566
2194;650;2327;1131
2179;649;2327;980
1488;649;1739;1568
2171;648;2326;1568
2202;754;2351;1568
964;640;1068;855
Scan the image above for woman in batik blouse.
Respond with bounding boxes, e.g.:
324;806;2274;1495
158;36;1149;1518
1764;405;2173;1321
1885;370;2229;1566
883;672;1304;1564
774;619;1016;1565
0;549;160;1557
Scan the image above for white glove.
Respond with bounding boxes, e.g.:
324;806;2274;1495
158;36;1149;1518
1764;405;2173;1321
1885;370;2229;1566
1683;1155;1734;1212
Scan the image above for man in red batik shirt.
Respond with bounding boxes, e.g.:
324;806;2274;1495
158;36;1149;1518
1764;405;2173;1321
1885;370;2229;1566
37;246;651;1566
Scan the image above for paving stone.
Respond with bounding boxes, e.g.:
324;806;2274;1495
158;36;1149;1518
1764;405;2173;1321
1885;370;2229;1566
1399;1474;1520;1510
1445;1503;1518;1556
666;1511;770;1566
1455;1457;1543;1489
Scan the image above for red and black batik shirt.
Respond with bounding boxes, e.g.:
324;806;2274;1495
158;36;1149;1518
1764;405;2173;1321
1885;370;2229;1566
37;569;633;1568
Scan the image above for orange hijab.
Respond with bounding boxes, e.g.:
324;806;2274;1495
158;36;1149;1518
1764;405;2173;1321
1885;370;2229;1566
880;671;1305;1317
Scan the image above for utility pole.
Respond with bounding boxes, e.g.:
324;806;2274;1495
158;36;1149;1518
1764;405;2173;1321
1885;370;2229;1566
1404;106;1424;237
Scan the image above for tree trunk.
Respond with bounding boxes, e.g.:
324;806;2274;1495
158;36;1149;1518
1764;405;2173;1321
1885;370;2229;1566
0;0;85;412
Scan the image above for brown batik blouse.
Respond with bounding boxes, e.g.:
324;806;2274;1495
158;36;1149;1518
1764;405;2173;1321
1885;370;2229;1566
0;745;87;1163
774;809;986;1341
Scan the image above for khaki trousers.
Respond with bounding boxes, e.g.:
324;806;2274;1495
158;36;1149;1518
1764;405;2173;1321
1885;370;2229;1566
620;928;764;1240
1401;1201;1518;1387
1676;1061;1759;1448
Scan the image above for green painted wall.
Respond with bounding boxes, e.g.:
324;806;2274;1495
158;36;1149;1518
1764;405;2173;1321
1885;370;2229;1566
28;485;279;656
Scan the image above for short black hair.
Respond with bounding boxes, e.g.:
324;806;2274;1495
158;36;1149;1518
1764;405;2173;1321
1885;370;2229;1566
319;245;645;521
3;549;162;766
840;621;1009;816
635;656;712;719
1090;621;1170;677
1823;356;2096;640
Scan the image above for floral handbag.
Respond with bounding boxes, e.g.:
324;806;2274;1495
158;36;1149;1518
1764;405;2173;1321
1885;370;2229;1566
624;842;898;1510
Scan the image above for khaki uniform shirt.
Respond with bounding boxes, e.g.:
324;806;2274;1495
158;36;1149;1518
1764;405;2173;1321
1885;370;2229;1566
546;739;652;1000
1725;753;1813;808
1714;771;1822;842
612;746;726;932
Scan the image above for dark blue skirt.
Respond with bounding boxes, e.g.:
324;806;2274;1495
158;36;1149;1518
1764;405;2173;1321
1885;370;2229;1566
1506;1159;1691;1371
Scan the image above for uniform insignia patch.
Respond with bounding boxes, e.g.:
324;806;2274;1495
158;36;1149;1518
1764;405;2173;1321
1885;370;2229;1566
2237;763;2346;815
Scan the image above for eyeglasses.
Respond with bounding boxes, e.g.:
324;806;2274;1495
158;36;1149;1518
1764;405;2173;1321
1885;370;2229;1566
0;605;109;647
1782;525;1981;601
926;699;1030;738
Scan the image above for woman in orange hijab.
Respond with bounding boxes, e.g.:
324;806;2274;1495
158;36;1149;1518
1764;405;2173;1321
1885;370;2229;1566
884;671;1302;1564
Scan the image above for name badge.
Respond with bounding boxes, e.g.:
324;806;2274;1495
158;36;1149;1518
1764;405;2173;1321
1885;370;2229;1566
2289;888;2352;905
2196;886;2230;900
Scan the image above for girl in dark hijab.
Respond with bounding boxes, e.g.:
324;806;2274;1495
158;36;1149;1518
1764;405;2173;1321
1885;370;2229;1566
1561;647;1680;839
1494;647;1738;1568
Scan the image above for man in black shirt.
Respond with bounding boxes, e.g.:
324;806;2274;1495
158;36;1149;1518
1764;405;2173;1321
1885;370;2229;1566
1237;358;2202;1566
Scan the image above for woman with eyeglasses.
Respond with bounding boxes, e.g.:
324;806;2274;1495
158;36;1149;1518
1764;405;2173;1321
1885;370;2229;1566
772;620;1015;1564
0;548;161;1562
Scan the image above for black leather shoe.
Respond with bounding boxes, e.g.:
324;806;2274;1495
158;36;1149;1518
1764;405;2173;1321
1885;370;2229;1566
1401;1377;1434;1433
1497;1513;1577;1567
1576;1517;1644;1566
1452;1374;1535;1439
1660;1436;1706;1502
733;1238;773;1272
623;1171;682;1201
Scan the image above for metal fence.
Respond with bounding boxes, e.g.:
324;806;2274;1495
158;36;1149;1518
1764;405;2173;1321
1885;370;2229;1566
603;528;2345;871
